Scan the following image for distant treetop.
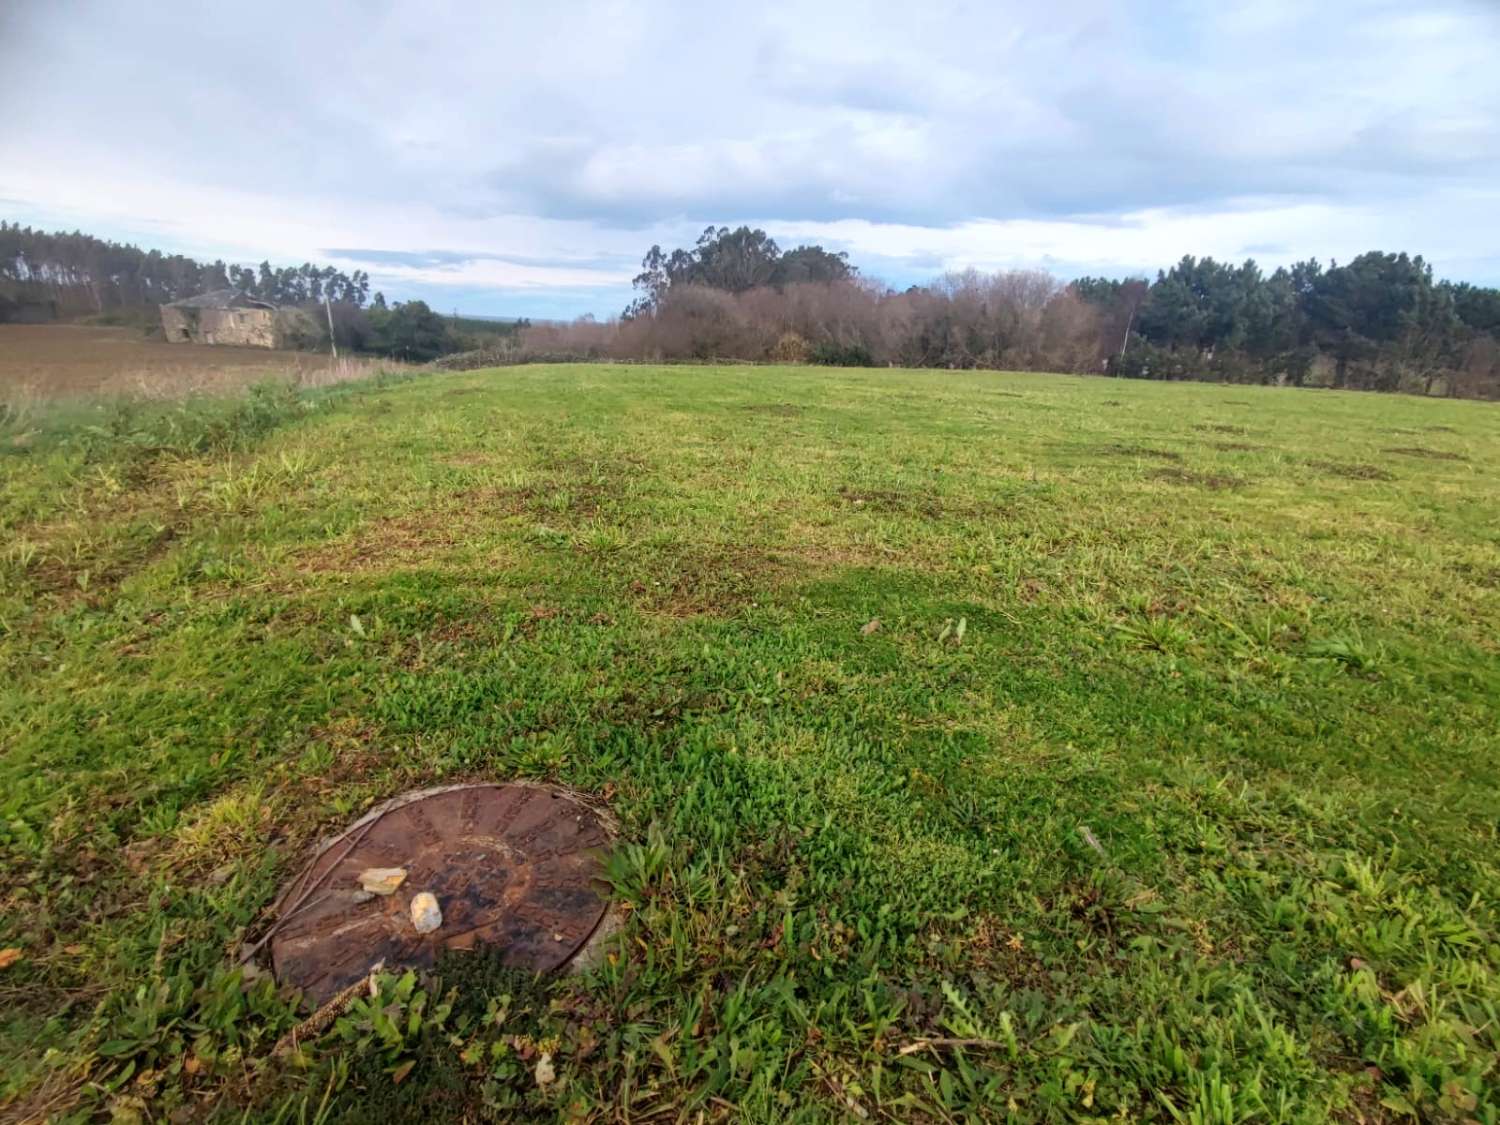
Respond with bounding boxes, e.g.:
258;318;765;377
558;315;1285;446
625;225;854;317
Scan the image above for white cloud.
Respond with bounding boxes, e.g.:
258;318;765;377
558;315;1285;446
2;0;1498;314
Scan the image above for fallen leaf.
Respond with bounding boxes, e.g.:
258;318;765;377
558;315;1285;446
0;948;22;970
860;618;881;636
391;1059;415;1084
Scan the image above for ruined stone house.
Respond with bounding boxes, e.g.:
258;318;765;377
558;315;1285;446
160;289;280;348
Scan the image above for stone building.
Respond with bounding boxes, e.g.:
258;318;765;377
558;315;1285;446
160;289;279;348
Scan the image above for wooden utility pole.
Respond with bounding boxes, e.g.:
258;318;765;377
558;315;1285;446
324;296;338;360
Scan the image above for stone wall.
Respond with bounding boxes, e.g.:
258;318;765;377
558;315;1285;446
161;306;277;348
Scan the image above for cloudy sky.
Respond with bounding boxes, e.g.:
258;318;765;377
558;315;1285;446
3;0;1498;318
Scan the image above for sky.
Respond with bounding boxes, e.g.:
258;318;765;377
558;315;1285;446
3;0;1498;319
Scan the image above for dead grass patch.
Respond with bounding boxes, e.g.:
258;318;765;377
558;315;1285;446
789;540;898;569
16;519;184;606
1446;559;1500;589
630;538;894;618
1195;423;1248;435
1102;443;1183;461
1150;467;1245;490
1381;446;1468;461
1306;460;1396;481
835;486;1013;523
299;718;385;780
837;485;943;518
294;512;465;573
629;546;785;617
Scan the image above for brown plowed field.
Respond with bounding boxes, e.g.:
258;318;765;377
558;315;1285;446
0;323;330;399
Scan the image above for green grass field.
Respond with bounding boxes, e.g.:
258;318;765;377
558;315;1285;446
2;365;1497;1122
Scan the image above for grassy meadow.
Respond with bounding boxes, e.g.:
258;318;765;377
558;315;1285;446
1;364;1497;1122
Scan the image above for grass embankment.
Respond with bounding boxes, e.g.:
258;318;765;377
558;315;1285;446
1;366;1497;1122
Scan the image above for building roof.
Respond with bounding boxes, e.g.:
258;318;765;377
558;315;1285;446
166;289;276;310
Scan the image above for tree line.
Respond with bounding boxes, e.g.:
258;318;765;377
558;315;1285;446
505;227;1500;398
0;222;534;361
5;219;1498;396
0;222;379;313
1077;252;1500;396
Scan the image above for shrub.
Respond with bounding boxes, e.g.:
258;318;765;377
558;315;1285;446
809;340;873;366
770;331;809;363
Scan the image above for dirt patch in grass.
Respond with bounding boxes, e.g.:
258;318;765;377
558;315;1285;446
1150;467;1245;490
1447;559;1500;589
1381;446;1468;461
295;512;466;573
1212;441;1262;452
835;486;1014;522
1426;425;1458;433
18;519;184;606
837;485;942;518
1306;459;1396;481
790;540;900;569
530;451;645;508
630;546;787;617
465;482;616;521
1102;443;1183;461
538;450;649;475
631;538;895;617
1195;423;1248;435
